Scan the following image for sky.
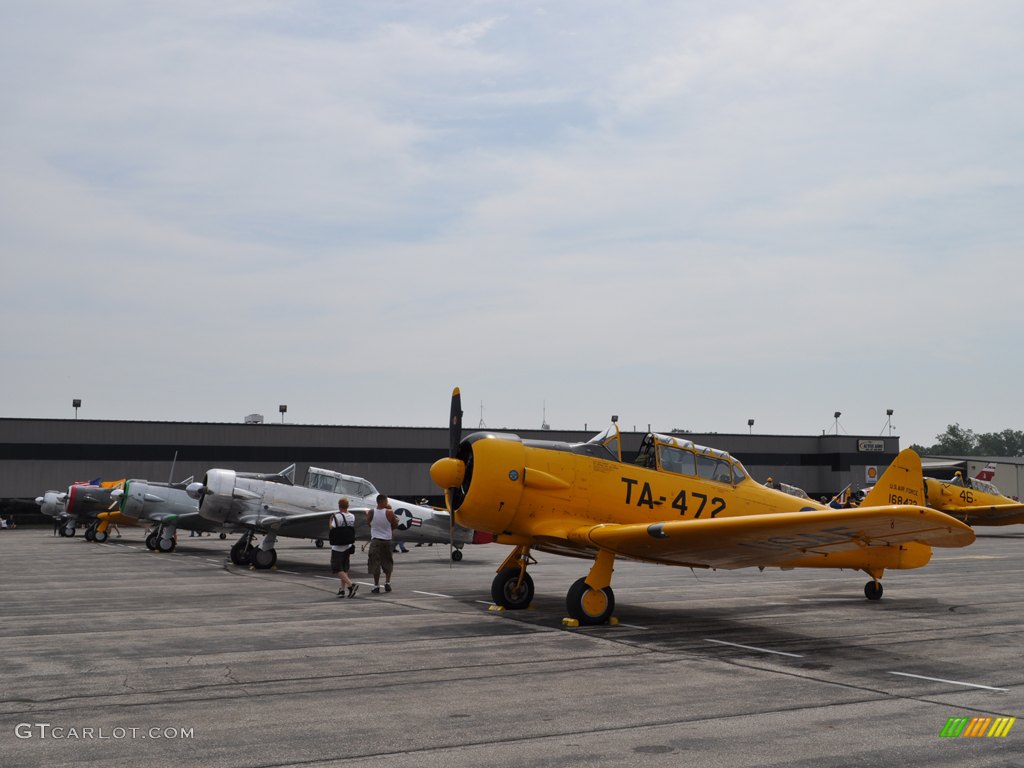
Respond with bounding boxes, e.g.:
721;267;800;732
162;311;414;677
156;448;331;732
2;1;1022;447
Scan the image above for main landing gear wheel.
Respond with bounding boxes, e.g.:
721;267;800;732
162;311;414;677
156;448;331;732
314;538;324;549
219;532;227;540
84;527;96;542
491;567;534;609
145;533;159;550
157;537;176;553
451;548;463;562
94;530;109;543
864;580;883;601
230;542;252;566
566;577;615;625
251;548;277;570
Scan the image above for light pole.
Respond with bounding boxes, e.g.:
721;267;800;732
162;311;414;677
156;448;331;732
72;399;81;420
748;418;754;435
885;408;894;436
833;411;842;435
279;404;287;424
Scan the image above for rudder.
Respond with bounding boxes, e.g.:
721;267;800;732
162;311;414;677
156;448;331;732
861;449;925;508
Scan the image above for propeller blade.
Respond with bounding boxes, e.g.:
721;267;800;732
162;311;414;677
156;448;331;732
449;387;463;458
444;488;454;565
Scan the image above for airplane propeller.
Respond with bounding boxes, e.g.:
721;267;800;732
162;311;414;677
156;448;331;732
439;388;463;563
185;481;208;505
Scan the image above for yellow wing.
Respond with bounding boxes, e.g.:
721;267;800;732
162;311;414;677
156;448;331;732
937;503;1024;526
569;506;974;570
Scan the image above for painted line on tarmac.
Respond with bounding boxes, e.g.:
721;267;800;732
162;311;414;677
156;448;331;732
798;598;862;602
615;623;649;630
414;590;452;598
888;671;1008;692
704;638;804;657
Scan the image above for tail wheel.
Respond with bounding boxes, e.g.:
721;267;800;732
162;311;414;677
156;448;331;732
566;577;615;625
491;567;534;609
252;548;277;570
864;580;883;601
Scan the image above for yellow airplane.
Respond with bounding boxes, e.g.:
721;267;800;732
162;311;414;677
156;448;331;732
430;389;975;624
923;468;1024;526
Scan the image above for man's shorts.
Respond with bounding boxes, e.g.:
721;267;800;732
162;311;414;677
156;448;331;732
330;549;352;574
367;539;394;575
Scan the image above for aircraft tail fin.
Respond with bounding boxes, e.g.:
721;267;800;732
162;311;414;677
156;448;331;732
861;449;925;508
974;462;997;483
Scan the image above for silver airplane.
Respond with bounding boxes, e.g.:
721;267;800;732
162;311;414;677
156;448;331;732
38;481;126;540
36;490;69;531
110;478;239;552
186;465;472;569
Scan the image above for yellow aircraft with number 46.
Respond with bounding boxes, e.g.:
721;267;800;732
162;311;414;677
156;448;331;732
431;389;975;625
923;469;1024;527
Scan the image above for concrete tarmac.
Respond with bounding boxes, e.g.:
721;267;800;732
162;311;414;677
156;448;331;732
1;527;1022;768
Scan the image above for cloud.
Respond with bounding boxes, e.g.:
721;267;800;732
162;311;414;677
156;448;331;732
2;1;1022;445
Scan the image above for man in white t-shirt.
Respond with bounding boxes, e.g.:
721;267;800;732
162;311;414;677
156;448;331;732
330;498;358;598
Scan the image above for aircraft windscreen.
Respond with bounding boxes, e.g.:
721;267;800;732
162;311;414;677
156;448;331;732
586;425;621;461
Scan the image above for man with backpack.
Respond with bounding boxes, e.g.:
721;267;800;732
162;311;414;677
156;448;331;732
329;498;358;598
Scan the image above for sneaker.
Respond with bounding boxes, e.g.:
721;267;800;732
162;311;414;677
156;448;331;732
337;589;346;598
348;584;359;598
384;583;392;593
371;586;380;594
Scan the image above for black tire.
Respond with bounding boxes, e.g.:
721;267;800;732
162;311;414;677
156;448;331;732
84;527;96;542
94;530;109;543
315;539;324;549
491;567;534;609
230;543;252;566
566;577;615;625
451;548;463;562
157;536;176;553
145;533;159;551
64;526;76;538
251;548;277;570
864;580;883;601
219;532;227;540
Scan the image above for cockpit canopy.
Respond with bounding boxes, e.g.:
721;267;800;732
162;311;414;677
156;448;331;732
640;433;749;485
583;426;749;485
304;467;378;499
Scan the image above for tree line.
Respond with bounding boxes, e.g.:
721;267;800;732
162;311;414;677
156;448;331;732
910;424;1024;457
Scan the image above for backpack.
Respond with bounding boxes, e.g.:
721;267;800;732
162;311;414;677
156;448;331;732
329;512;355;546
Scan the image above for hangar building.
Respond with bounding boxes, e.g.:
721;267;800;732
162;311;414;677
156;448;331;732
0;417;900;522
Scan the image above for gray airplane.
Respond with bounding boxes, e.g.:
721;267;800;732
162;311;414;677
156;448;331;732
37;482;124;540
111;478;239;552
187;465;473;568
